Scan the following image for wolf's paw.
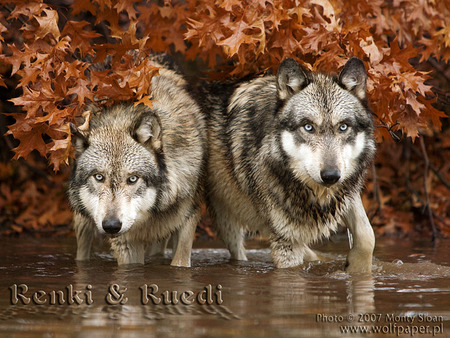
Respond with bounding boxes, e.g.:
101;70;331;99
116;256;145;265
270;240;305;268
303;247;334;262
170;258;191;268
345;251;373;274
272;252;304;268
75;251;91;261
112;240;145;265
230;248;248;261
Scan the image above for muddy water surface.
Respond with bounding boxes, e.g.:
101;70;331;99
0;236;449;337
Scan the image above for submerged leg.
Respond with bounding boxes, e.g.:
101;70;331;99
74;212;95;261
216;216;247;261
270;234;306;268
343;195;375;273
303;246;321;262
171;206;200;267
111;237;145;265
209;197;247;261
146;238;169;257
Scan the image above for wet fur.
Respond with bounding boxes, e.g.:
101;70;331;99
201;58;376;272
68;56;206;266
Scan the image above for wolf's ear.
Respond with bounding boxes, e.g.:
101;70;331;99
339;57;367;101
277;58;309;100
70;123;89;156
70;108;93;156
135;114;162;150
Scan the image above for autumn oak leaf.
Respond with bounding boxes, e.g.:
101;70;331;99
6;114;49;160
217;19;256;56
34;9;61;40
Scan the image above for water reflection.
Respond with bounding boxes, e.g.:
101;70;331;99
346;276;375;313
0;238;449;336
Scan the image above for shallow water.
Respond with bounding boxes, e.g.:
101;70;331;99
0;235;449;337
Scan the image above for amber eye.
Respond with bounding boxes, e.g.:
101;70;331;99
94;174;105;182
304;124;314;133
127;175;139;185
339;123;348;132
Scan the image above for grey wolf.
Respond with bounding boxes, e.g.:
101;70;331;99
203;57;376;273
68;57;206;266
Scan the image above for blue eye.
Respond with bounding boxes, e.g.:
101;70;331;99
94;174;104;182
339;123;348;132
127;175;139;184
304;124;314;132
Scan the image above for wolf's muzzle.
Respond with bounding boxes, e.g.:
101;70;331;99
102;218;122;234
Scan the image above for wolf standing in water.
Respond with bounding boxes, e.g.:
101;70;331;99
204;57;376;273
68;58;206;266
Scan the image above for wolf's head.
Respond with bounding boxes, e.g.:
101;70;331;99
69;104;164;235
277;58;375;191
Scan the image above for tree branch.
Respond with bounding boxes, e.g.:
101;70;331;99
370;163;382;220
410;145;450;190
419;136;439;243
427;58;450;83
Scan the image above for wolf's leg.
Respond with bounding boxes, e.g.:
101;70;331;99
170;206;200;267
270;234;306;268
171;231;178;254
208;197;247;261
146;238;169;257
74;212;95;261
219;220;247;261
215;213;247;261
303;246;320;262
303;246;332;262
343;196;375;273
110;238;145;265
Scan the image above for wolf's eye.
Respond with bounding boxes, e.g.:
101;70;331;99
127;175;139;185
339;123;348;132
94;174;104;182
304;124;314;132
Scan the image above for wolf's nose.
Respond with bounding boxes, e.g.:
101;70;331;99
320;169;341;185
102;218;122;234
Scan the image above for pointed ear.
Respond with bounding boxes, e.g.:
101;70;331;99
134;114;162;150
339;57;367;101
276;58;309;100
70;123;89;156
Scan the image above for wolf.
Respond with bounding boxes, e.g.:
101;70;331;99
203;57;376;273
68;57;206;266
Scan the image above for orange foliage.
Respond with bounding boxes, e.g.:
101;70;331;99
0;158;72;236
0;0;448;237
